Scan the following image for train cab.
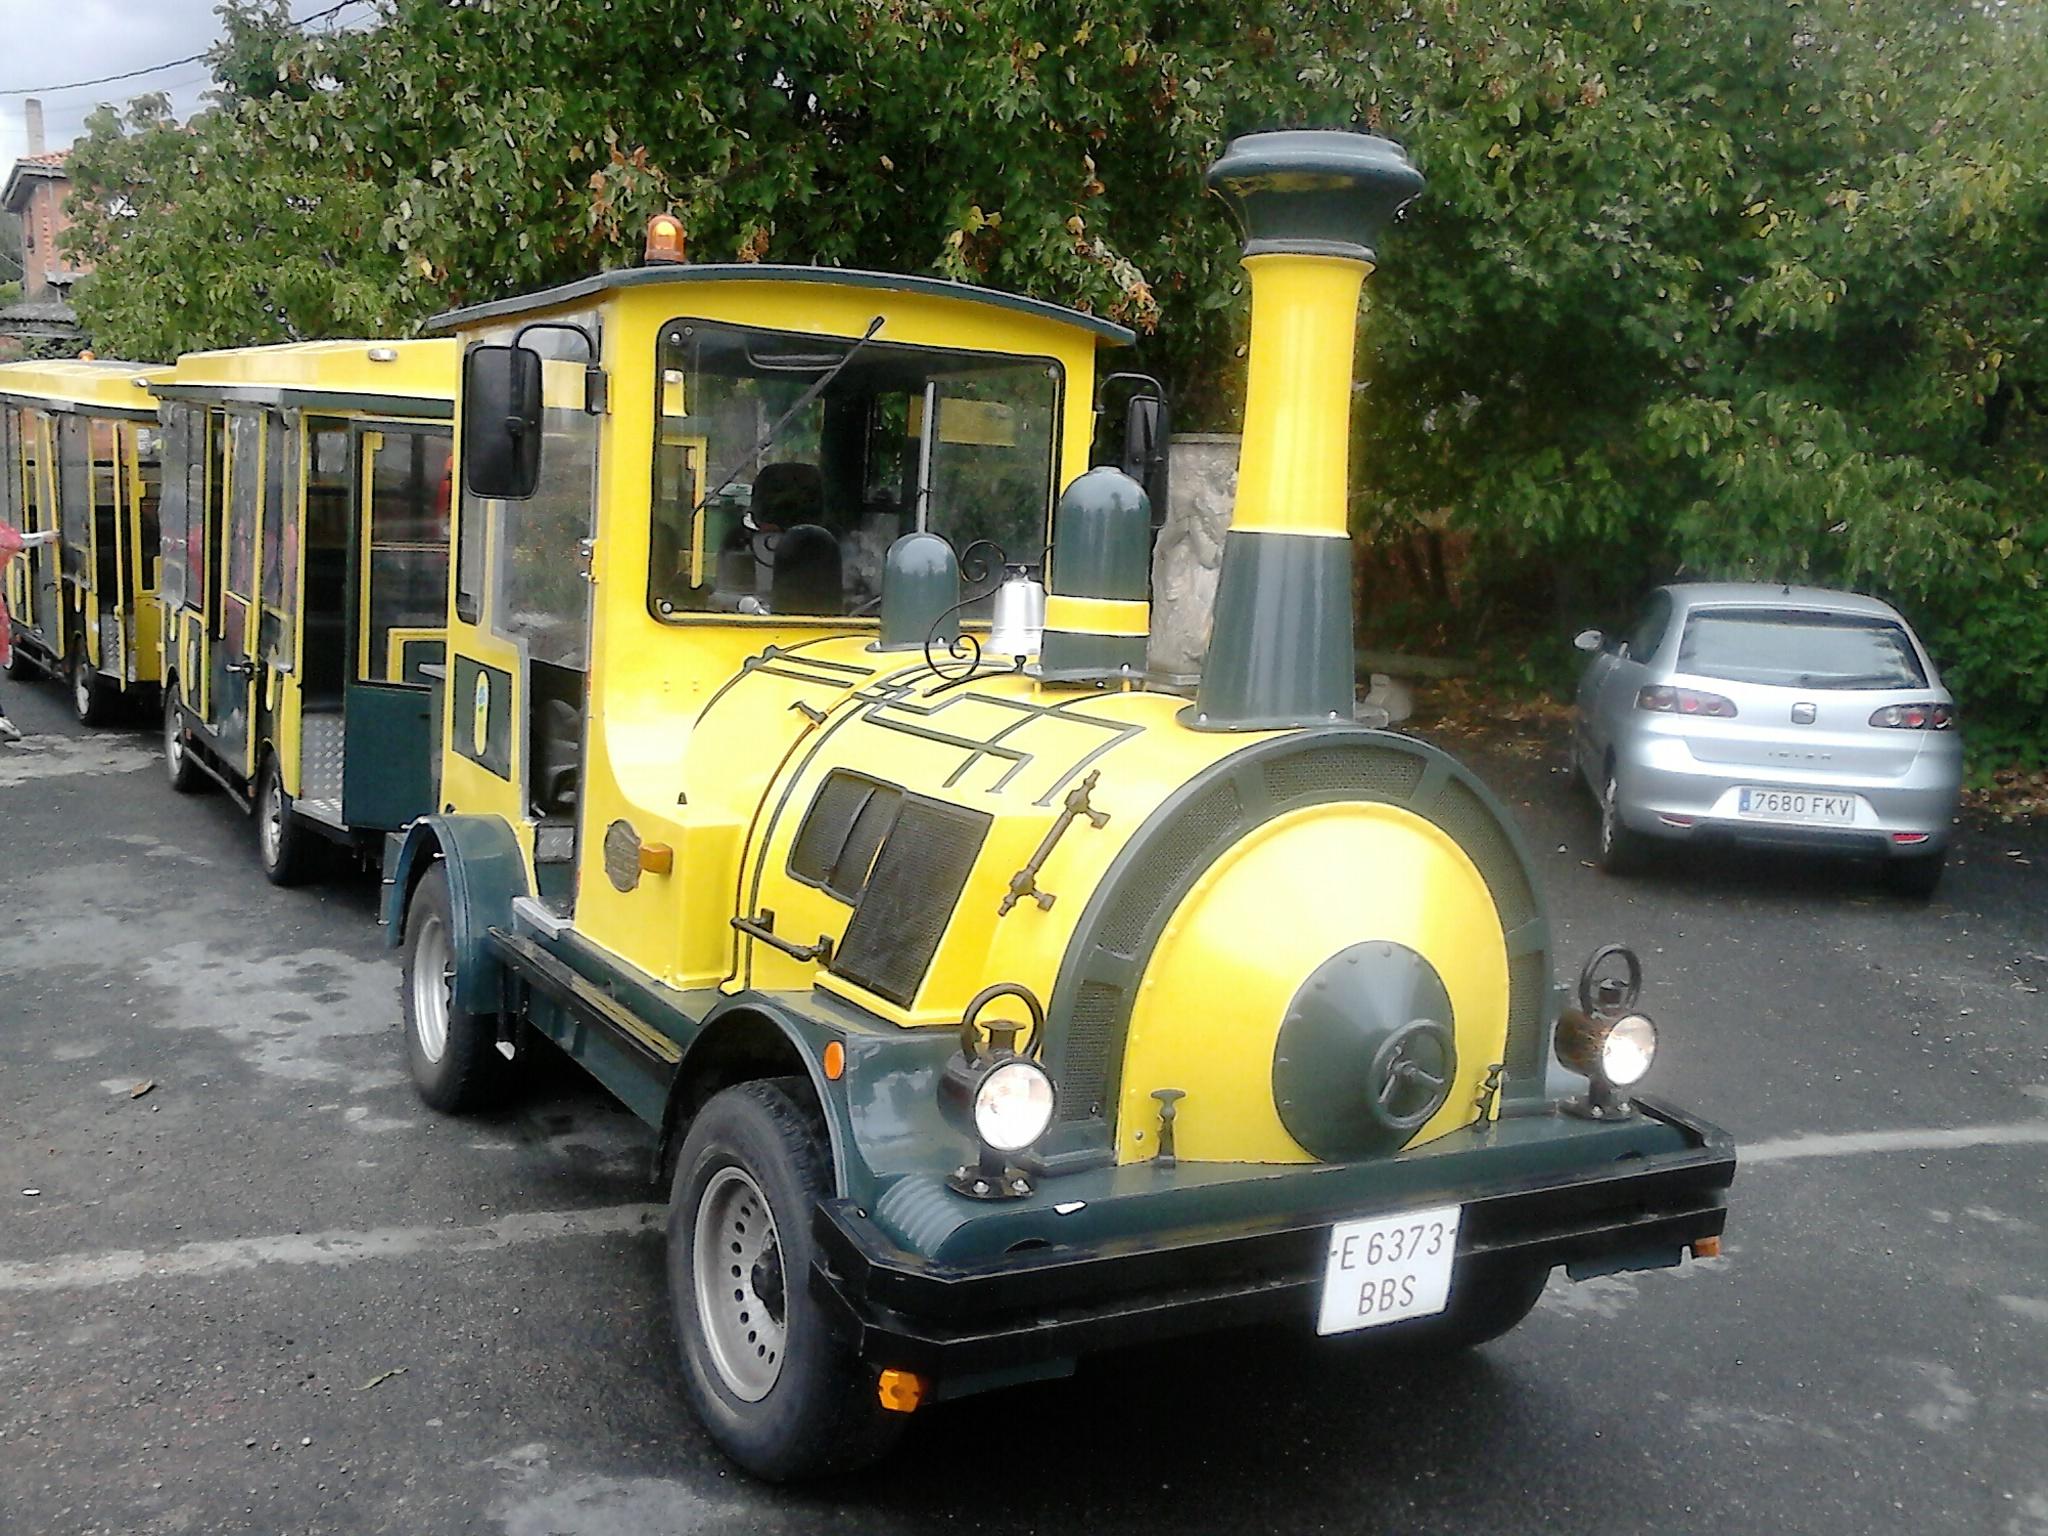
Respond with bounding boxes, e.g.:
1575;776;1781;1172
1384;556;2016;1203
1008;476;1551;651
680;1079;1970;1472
0;359;172;722
384;131;1734;1480
153;339;458;883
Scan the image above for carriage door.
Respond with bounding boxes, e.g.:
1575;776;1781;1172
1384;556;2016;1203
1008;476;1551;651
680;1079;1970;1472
341;423;452;830
208;410;265;778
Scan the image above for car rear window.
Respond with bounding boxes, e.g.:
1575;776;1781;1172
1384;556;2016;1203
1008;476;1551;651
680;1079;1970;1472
1675;608;1927;689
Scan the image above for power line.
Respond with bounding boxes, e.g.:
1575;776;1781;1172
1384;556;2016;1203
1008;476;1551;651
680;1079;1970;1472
0;0;370;97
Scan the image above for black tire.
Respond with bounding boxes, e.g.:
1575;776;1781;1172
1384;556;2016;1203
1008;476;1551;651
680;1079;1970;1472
1597;767;1650;876
5;644;38;680
71;654;115;726
1883;848;1946;901
401;864;512;1113
163;688;205;794
668;1079;905;1481
1363;1255;1553;1353
254;754;318;886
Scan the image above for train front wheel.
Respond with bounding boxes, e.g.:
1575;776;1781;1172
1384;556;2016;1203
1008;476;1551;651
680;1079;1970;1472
667;1078;904;1481
401;864;511;1112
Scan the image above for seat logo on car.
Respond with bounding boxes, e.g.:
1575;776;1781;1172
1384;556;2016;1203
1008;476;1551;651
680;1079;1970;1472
1790;702;1817;724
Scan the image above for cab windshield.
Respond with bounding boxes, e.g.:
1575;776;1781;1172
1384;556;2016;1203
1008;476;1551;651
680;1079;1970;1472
649;319;1060;620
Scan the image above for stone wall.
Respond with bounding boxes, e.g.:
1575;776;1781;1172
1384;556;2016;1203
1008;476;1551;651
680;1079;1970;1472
1146;432;1240;680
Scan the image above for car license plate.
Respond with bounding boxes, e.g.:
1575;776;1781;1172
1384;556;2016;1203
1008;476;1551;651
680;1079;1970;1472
1317;1204;1462;1335
1737;787;1856;823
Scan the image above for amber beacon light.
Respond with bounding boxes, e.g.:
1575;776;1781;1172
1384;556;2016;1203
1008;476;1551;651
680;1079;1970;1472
644;213;687;265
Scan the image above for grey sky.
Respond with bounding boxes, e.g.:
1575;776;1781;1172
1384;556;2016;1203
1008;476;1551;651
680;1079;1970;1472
0;0;373;167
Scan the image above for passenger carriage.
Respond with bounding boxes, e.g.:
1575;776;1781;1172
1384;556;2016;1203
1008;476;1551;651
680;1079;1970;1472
153;339;459;883
380;130;1735;1479
0;359;173;722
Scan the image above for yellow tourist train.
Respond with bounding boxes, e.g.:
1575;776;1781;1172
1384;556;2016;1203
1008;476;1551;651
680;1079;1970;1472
151;339;459;882
364;130;1736;1478
0;358;171;721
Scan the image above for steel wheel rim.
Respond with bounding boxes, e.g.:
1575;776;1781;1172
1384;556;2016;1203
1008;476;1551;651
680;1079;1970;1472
260;774;286;868
164;703;183;774
410;911;451;1062
73;665;90;718
692;1165;787;1402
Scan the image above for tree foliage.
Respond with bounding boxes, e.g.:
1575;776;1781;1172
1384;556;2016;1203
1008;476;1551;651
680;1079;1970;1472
61;0;2048;763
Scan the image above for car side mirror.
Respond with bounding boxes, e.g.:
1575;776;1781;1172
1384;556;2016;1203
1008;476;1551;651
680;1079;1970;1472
1573;629;1605;654
462;343;543;500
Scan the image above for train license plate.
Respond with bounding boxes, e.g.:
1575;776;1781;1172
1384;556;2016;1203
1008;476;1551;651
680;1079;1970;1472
1317;1204;1462;1335
1737;787;1856;823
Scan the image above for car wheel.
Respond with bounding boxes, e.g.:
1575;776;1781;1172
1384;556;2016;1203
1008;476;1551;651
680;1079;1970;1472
401;864;512;1113
668;1079;905;1481
1597;769;1648;875
71;655;114;726
1882;849;1946;901
255;754;316;887
163;689;204;794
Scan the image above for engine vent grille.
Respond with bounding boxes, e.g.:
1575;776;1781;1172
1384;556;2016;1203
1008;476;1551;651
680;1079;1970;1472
831;796;990;1007
790;771;902;904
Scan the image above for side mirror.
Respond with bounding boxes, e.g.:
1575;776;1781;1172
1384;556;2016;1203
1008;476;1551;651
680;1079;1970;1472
462;343;543;500
1120;392;1171;527
1573;629;1606;654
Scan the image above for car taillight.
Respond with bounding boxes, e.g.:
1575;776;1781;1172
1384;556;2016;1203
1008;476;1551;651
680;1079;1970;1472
1869;702;1955;730
1637;686;1738;718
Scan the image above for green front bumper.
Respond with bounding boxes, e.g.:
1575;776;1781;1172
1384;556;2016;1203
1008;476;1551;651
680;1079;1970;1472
811;1097;1734;1378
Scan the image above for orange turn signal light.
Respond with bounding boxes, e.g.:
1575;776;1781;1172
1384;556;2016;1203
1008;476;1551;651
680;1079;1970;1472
637;841;674;876
877;1368;927;1414
1693;1235;1722;1260
823;1040;846;1081
644;213;686;265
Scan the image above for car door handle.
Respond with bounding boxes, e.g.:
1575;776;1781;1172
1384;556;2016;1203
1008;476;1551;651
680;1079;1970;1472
225;659;257;678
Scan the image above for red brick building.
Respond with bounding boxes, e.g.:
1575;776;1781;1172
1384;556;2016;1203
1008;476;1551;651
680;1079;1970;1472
1;147;86;343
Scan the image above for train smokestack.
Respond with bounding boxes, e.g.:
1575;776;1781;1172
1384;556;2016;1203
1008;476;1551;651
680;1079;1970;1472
1189;130;1423;731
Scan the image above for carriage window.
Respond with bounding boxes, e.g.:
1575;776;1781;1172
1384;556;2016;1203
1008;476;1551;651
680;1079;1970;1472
260;416;294;615
648;320;1060;620
226;413;262;598
363;428;453;680
132;425;163;593
57;416;90;583
89;418;121;597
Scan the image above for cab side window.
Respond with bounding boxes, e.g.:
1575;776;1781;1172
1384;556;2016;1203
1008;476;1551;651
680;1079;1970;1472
1626;593;1672;663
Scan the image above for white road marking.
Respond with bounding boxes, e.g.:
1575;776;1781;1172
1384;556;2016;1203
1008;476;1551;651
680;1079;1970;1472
0;1203;663;1294
1745;1122;2048;1165
7;1119;2047;1297
0;733;159;787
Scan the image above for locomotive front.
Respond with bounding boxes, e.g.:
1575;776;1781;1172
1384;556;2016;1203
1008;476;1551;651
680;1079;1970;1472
399;126;1734;1483
705;131;1733;1442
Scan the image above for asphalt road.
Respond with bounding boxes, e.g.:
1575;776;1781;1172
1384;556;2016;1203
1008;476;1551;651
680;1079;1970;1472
3;679;2045;1536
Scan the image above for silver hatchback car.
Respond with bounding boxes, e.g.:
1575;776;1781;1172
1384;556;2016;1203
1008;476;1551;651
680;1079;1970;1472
1573;583;1963;897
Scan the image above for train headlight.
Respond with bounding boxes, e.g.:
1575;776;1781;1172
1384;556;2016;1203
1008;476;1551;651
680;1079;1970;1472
1557;945;1657;1120
940;984;1053;1199
1600;1014;1657;1087
973;1059;1056;1153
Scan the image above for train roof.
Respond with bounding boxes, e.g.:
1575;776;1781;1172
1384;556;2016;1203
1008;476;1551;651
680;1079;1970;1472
153;338;458;418
0;358;171;419
427;263;1137;346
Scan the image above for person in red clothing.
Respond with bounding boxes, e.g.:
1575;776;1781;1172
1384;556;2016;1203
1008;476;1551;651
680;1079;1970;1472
0;519;59;743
